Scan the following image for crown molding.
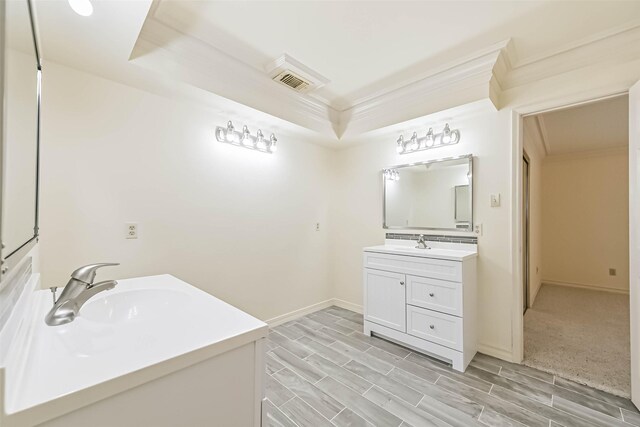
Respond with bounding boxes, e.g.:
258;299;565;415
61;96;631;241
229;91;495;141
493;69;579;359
130;2;640;142
338;40;512;138
131;6;339;138
544;145;628;162
500;20;640;91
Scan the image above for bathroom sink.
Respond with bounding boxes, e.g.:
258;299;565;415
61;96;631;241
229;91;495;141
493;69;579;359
81;288;189;324
388;245;430;251
5;274;268;417
364;244;477;261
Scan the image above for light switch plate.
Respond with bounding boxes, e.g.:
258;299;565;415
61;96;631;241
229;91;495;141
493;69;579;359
490;193;501;207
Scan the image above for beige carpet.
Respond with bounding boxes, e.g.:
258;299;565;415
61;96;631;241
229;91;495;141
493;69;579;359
524;283;630;397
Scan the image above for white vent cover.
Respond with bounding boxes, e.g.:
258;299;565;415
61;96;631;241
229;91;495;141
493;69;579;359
265;54;329;94
273;70;311;92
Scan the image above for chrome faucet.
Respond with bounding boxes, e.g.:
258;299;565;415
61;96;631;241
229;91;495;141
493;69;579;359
45;263;119;326
415;235;430;249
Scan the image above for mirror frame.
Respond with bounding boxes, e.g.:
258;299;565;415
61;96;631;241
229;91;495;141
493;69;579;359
382;154;473;232
0;0;42;280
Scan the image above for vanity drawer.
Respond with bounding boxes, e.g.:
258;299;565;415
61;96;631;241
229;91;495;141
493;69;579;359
406;275;462;316
407;305;462;351
363;252;462;282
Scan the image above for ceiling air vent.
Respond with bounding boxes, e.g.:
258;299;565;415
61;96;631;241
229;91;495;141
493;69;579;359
265;54;329;94
274;70;311;92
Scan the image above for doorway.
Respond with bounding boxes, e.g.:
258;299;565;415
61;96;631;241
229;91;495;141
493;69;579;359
520;95;631;397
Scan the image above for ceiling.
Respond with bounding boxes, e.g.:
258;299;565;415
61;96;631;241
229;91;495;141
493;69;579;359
31;0;640;145
33;0;152;90
526;95;629;156
150;1;640;111
145;0;640;110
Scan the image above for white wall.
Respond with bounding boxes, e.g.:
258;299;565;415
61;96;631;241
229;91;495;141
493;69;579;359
542;149;629;292
39;62;336;322
522;118;545;305
37;48;640;363
331;105;516;358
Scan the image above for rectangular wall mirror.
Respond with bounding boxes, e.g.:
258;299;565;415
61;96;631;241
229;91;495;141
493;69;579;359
383;155;473;231
1;0;41;277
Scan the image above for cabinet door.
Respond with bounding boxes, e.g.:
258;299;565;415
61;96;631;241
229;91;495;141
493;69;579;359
364;269;406;332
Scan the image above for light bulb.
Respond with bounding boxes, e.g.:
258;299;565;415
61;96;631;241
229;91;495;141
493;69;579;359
441;123;452;144
269;134;278;153
226;121;236;143
450;128;460;144
425;128;435;147
68;0;93;16
215;127;225;142
256;130;265;149
394;170;400;181
410;132;419;150
242;125;251;145
396;135;404;153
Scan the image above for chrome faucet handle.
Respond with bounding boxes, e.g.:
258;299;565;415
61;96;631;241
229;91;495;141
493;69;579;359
71;263;119;284
415;235;429;249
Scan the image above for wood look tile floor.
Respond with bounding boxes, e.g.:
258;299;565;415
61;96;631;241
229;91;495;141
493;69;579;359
264;306;640;427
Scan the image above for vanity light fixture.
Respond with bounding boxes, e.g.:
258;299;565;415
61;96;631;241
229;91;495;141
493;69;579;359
396;123;460;154
216;121;277;154
384;168;400;181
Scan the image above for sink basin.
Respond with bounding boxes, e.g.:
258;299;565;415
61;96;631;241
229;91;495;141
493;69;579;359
388;245;430;251
81;288;189;324
364;244;477;261
5;274;269;420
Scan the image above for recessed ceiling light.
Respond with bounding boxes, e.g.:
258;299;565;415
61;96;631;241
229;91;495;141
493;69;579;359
68;0;93;16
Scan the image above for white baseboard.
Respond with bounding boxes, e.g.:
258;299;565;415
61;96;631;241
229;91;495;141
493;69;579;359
331;299;363;314
265;299;335;327
542;280;629;295
264;298;362;327
477;343;515;363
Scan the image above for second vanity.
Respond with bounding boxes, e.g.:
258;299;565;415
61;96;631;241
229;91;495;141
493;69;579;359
363;239;477;372
0;269;268;427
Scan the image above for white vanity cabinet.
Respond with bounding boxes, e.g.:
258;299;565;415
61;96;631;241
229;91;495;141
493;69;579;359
363;244;477;372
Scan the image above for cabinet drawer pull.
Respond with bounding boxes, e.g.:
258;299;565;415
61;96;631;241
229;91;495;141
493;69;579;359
429;324;435;330
400;281;405;286
429;293;435;297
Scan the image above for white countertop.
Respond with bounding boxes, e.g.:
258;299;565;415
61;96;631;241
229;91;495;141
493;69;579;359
5;274;268;416
364;240;477;261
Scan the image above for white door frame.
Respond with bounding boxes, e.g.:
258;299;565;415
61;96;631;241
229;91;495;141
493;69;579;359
629;81;640;407
510;90;630;365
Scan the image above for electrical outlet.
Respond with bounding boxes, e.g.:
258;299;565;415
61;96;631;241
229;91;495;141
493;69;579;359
316;222;320;231
490;193;501;207
474;223;483;236
125;223;138;239
609;268;617;276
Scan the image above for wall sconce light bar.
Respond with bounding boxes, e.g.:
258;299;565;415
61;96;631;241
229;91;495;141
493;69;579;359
396;123;460;154
216;121;278;154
